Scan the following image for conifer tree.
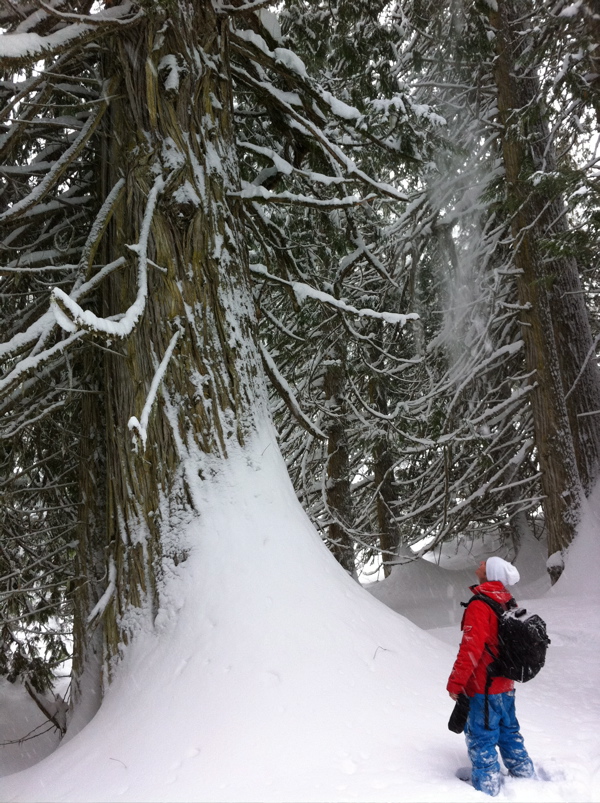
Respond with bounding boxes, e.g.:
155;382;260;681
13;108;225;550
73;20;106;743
0;0;414;706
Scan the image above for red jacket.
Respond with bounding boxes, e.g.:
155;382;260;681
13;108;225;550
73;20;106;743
447;582;515;697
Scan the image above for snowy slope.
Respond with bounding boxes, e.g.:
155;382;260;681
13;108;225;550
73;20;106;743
0;427;599;802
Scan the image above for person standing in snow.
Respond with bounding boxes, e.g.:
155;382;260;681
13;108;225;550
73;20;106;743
447;556;534;796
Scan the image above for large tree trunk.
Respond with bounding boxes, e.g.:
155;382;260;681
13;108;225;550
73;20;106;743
71;347;106;719
510;6;600;496
323;341;355;575
491;0;584;577
89;5;266;671
546;235;600;496
367;333;399;577
371;417;398;577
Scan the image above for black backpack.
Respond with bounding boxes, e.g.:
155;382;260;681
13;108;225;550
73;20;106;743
462;594;551;727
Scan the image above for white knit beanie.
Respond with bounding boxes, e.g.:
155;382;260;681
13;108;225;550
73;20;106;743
486;556;520;586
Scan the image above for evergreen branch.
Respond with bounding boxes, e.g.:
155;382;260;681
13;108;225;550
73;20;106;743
35;0;143;27
0;83;112;224
0;2;143;66
0;257;125;362
260;343;326;441
231;184;378;208
216;0;274;14
50;174;164;338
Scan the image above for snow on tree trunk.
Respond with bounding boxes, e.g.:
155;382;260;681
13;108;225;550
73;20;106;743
92;6;268;672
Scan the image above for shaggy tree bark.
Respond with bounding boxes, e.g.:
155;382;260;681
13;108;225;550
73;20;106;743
37;2;264;680
63;5;268;673
71;348;106;710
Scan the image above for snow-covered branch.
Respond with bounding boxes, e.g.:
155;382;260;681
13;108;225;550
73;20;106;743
251;263;418;326
0;331;85;403
86;557;116;631
35;0;144;27
216;0;274;14
0;2;143;65
229;45;409;202
260;344;326;440
79;178;126;276
128;330;181;450
0;257;125;363
231;183;378;208
0;85;112;223
51;175;164;337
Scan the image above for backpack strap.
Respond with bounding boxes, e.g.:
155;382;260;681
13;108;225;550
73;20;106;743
484;670;493;730
462;593;506;617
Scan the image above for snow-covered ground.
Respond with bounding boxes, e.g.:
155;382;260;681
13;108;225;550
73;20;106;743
0;427;598;802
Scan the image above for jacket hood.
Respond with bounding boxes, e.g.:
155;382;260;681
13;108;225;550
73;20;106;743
469;581;513;605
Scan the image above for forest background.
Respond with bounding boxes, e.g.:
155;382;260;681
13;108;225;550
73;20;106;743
0;0;599;799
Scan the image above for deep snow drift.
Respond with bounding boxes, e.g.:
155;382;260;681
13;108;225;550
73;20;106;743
1;427;599;802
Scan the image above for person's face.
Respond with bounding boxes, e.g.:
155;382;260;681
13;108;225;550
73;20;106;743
475;560;487;583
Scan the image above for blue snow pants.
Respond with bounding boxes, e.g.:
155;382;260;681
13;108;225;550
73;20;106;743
465;691;534;796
